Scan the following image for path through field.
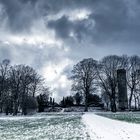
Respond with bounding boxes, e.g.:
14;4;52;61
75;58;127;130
83;113;140;140
1;112;140;140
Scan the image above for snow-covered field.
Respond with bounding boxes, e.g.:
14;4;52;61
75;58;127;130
0;112;140;140
83;113;140;140
0;113;91;140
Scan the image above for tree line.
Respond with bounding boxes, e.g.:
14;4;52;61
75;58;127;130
71;55;140;112
1;54;140;115
0;59;50;115
0;59;102;115
60;93;102;108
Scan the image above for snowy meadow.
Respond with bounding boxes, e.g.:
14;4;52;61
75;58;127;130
0;113;91;140
0;112;140;140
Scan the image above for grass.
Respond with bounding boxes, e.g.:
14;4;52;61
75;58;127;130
0;113;91;140
96;112;140;123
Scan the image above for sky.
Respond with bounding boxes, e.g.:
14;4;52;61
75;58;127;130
0;0;140;101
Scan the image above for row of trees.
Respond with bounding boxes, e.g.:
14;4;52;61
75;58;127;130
60;93;102;108
71;55;140;112
0;59;50;115
1;54;140;114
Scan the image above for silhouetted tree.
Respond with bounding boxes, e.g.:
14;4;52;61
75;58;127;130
65;96;74;107
97;55;128;112
0;59;10;113
60;97;66;108
71;58;97;111
87;94;102;106
60;96;74;107
52;98;55;109
127;55;140;110
74;92;83;105
0;59;50;115
36;86;50;112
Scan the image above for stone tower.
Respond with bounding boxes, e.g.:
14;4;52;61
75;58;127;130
117;69;128;110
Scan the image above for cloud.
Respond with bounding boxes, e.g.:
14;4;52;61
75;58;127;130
0;0;140;101
45;0;140;46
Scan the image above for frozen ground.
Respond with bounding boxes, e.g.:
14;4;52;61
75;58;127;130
0;113;91;140
83;113;140;140
1;112;140;140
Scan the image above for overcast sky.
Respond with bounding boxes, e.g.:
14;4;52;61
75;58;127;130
0;0;140;101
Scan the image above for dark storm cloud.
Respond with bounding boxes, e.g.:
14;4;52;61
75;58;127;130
46;0;140;45
0;0;76;32
48;16;72;39
48;15;94;42
0;0;54;33
0;0;140;69
89;0;140;45
1;0;140;45
1;0;140;100
0;0;39;33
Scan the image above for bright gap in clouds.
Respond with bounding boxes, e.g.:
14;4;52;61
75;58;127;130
46;8;91;21
0;11;74;101
42;59;73;101
8;34;63;47
68;9;91;21
42;59;72;81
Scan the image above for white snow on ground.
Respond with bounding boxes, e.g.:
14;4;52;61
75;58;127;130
82;113;140;140
0;113;91;140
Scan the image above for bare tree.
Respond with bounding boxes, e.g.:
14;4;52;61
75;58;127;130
71;58;97;111
9;65;21;115
8;64;42;115
97;55;128;112
0;59;10;113
127;55;140;110
18;65;41;115
134;84;140;110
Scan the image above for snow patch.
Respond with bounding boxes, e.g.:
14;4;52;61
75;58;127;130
82;113;140;140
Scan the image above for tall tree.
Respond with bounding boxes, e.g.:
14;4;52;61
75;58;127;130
71;58;97;111
97;55;128;112
127;55;140;110
0;59;10;112
19;65;41;115
9;65;21;115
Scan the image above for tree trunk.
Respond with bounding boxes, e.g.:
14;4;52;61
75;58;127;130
13;101;18;116
110;88;116;112
0;103;2;113
21;85;28;115
129;89;133;110
106;103;109;111
0;93;3;113
22;106;27;115
134;95;137;110
84;93;88;112
111;98;116;112
137;97;140;110
5;108;9;115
